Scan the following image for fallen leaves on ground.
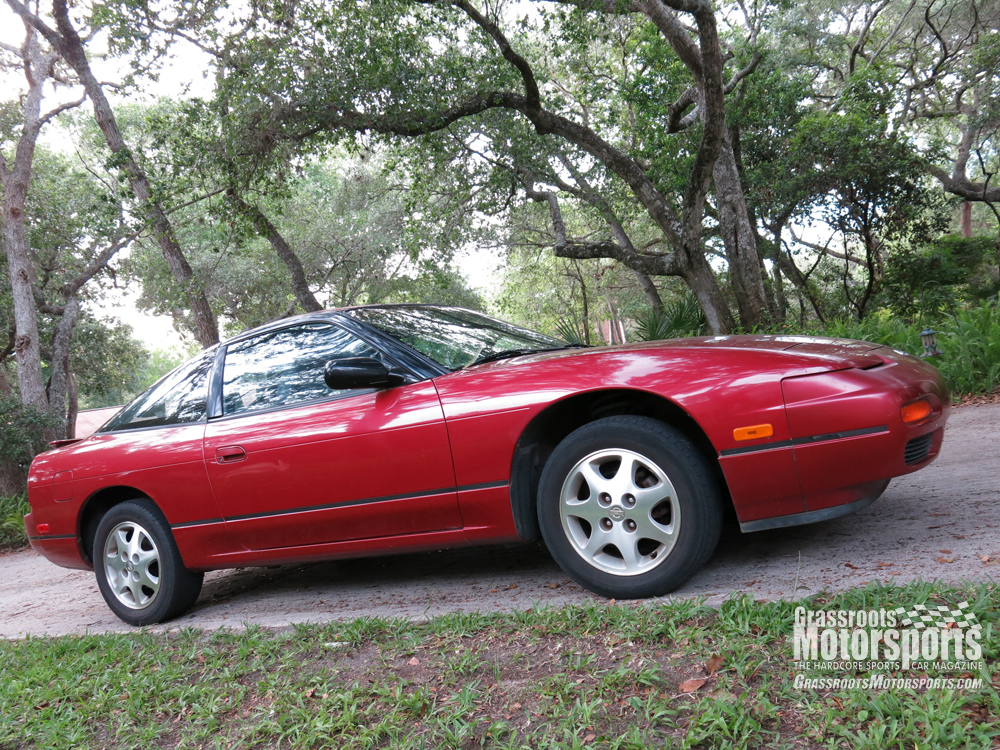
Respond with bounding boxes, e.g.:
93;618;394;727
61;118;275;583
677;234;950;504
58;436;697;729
705;654;724;675
678;678;707;694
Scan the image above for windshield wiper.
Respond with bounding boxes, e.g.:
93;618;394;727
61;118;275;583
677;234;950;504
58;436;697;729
469;344;589;367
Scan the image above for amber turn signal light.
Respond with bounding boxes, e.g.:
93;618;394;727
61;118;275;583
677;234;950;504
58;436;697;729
901;399;933;424
733;424;774;441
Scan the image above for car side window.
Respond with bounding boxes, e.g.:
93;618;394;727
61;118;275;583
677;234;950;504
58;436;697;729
222;323;383;416
104;353;213;432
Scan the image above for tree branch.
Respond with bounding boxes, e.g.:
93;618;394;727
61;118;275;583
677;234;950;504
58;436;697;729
271;90;685;247
439;0;541;114
38;93;86;126
667;86;697;132
723;52;760;94
519;168;679;276
928;165;1000;203
635;0;703;78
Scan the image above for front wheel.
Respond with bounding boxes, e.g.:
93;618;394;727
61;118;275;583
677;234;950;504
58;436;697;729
93;499;204;626
537;416;722;599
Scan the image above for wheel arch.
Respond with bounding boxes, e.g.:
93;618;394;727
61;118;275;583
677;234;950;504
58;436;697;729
78;485;155;566
509;388;731;540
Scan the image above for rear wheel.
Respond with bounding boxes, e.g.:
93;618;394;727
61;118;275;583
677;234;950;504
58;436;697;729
537;416;722;598
93;499;203;626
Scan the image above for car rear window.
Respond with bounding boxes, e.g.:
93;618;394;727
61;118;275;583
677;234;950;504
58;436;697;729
102;353;214;432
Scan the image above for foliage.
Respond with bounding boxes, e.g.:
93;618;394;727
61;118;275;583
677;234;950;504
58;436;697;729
106;124;482;333
635;293;709;341
815;297;1000;396
70;316;151;409
554;317;586;345
6;0;1000;413
0;494;29;550
0;399;57;470
497;246;658;344
935;301;1000;395
0;581;996;748
880;236;1000;320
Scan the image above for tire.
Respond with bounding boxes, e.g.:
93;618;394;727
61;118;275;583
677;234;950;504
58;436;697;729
93;499;204;626
537;416;722;599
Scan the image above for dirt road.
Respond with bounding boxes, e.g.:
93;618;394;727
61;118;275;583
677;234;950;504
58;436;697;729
3;403;997;637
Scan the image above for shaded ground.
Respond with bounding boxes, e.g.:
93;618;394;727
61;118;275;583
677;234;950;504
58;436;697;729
2;403;997;637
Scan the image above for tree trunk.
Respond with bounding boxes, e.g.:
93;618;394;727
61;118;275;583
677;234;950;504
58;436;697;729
228;193;323;313
770;260;787;325
66;372;78;441
32;0;220;348
572;260;592;346
47;296;79;439
0;27;49;412
681;247;736;335
961;202;973;238
0;459;26;497
713;139;768;330
634;271;664;311
3;184;48;411
0;367;13;397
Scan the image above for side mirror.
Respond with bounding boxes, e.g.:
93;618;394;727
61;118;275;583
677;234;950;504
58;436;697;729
324;357;407;390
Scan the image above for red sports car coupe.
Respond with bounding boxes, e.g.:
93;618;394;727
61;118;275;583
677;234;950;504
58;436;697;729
26;305;948;625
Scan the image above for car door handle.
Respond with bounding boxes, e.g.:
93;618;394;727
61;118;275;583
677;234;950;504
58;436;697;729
216;446;247;463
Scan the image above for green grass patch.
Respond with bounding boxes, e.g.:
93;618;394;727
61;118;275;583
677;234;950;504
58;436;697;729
0;494;29;551
1;581;997;749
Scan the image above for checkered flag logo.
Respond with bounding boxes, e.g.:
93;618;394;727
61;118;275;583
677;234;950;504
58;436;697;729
894;602;980;631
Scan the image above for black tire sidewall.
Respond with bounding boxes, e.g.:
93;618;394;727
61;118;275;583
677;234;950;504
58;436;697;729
537;416;721;599
93;499;203;626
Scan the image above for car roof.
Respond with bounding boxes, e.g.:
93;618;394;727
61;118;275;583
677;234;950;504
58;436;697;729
225;304;475;344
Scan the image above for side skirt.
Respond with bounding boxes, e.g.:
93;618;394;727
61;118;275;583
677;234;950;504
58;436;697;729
738;479;891;533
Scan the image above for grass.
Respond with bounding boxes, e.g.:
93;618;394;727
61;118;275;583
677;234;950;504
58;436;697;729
0;494;29;551
1;581;997;749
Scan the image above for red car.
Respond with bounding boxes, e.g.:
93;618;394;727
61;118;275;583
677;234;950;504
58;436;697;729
25;305;948;625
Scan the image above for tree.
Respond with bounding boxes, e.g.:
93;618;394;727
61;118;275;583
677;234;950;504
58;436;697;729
758;0;1000;264
881;234;998;319
6;0;221;348
0;7;83;415
210;0;771;332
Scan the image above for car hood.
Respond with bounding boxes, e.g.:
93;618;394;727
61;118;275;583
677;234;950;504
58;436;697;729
470;335;891;372
657;335;889;368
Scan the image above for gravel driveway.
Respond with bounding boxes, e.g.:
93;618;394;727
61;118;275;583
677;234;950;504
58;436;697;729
3;403;997;637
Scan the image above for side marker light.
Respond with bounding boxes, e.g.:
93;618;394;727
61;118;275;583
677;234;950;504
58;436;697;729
733;424;774;441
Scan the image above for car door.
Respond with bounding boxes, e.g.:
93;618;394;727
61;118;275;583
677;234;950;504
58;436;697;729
203;321;462;551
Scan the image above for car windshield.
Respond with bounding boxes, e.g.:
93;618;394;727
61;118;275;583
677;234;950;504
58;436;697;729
345;306;569;370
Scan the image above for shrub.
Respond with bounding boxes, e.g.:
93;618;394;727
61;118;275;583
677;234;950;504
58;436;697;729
814;298;1000;396
635;293;709;341
0;398;56;468
0;494;29;550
